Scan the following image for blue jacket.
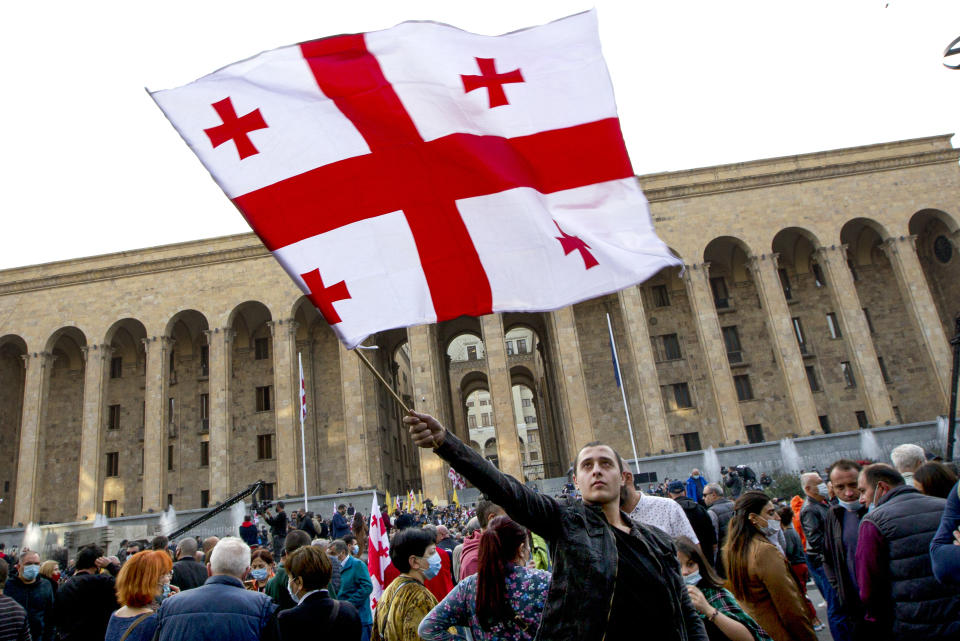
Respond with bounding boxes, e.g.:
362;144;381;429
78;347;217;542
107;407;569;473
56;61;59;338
331;512;351;539
931;480;960;587
337;556;373;625
686;475;707;503
153;575;278;641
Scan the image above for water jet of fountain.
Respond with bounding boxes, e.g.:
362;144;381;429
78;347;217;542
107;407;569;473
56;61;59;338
702;447;721;486
228;501;246;538
21;522;43;554
859;429;883;462
779;438;801;473
93;513;108;527
159;505;178;536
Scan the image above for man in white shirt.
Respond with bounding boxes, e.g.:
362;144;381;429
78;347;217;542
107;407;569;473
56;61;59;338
620;468;699;544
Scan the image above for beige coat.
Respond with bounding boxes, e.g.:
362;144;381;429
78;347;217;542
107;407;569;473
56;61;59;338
736;538;816;641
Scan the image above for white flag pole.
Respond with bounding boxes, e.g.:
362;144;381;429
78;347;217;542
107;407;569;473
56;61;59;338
606;313;640;472
298;352;309;514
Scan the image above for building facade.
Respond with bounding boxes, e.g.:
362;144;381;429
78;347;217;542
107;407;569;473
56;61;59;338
1;135;958;527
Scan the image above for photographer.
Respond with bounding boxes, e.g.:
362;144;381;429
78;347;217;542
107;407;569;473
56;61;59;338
724;468;743;499
263;502;288;559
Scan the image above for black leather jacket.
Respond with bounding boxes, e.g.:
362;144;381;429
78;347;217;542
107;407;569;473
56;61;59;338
434;431;707;641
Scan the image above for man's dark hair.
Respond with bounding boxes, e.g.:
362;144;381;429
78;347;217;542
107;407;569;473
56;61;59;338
827;459;862;478
126;541;143;553
338;503;346;510
276;501;285;510
76;544;103;570
394;513;417;530
342;534;357;545
0;558;8;584
329;540;348;556
476;500;505;529
285;529;312;555
389;528;435;573
862;463;905;488
151;535;169;551
244;514;252;521
572;441;624;475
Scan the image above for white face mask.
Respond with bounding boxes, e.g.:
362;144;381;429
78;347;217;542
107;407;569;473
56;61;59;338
817;483;829;497
287;580;300;604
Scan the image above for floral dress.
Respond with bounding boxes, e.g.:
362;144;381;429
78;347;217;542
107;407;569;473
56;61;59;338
418;564;551;641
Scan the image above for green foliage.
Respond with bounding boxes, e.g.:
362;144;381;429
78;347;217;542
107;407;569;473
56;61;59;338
764;473;803;501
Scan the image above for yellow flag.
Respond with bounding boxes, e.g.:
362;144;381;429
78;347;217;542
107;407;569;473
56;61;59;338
452;488;459;508
385;490;392;512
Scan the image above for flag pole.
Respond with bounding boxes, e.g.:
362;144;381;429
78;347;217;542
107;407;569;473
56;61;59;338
353;347;412;413
606;313;640;472
298;352;309;514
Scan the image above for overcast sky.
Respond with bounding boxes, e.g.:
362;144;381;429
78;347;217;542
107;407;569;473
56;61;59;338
2;0;958;270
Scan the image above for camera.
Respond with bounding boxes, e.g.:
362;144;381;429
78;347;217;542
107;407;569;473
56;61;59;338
252;498;273;515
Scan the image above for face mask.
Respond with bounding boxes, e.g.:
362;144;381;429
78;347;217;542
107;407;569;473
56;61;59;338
251;568;269;581
692;474;700;479
868;484;884;513
759;519;781;537
683;570;701;586
422;552;441;580
838;499;861;512
352;545;359;556
287;580;301;604
161;584;171;598
21;565;40;581
817;483;829;497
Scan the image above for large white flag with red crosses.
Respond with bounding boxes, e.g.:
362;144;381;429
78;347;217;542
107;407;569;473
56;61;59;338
152;10;680;348
367;492;390;609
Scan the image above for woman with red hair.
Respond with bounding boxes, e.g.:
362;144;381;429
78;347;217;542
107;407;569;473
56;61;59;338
418;516;551;640
104;550;173;641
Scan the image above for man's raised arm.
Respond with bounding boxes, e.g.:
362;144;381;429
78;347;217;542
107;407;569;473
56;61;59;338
404;410;559;537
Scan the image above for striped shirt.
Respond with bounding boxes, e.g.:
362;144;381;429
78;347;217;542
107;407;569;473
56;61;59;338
0;594;31;641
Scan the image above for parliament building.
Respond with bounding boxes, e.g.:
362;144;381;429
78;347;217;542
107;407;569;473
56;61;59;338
1;134;958;527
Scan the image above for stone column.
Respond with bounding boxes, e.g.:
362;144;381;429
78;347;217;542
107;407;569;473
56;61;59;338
13;352;53;525
816;246;896;425
205;328;233;503
339;341;371;489
881;236;952;408
748;254;821;436
683;264;746;445
617;287;671;454
407;324;448;502
480;315;524;479
142;336;173;513
270;319;301;497
547;306;594;453
77;344;111;520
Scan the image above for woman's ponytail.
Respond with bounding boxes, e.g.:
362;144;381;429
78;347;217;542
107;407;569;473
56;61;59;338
476;516;526;629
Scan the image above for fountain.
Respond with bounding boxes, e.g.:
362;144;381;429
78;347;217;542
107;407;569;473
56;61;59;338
859;429;883;462
93;513;108;527
228;501;246;538
21;522;43;553
159;505;178;536
702;447;721;486
778;438;801;473
936;415;956;460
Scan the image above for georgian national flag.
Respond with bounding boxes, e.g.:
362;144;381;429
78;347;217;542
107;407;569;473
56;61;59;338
367;492;390;609
151;11;680;348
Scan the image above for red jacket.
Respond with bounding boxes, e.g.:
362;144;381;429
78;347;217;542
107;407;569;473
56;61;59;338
458;530;482;579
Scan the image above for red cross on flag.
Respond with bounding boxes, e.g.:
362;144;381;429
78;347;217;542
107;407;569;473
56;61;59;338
367;492;390;609
151;11;680;348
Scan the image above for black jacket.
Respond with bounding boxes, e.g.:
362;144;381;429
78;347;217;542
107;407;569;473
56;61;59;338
799;496;829;567
264;511;288;536
5;576;55;641
434;431;707;641
822;503;865;611
240;523;260;546
53;571;119;641
278;591;358;639
674;496;716;557
171;557;209;592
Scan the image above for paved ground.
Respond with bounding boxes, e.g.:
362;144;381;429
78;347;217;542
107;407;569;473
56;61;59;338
807;581;833;641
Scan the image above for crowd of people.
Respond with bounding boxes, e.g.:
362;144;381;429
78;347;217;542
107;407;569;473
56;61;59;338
2;426;959;641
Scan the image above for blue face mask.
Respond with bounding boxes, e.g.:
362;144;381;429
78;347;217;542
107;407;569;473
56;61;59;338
161;584;171;598
251;568;269;581
422;552;441;580
838;498;861;512
352;545;359;556
683;570;701;586
21;565;40;581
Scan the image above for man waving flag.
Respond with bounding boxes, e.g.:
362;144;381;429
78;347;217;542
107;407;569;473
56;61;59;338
151;10;679;348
